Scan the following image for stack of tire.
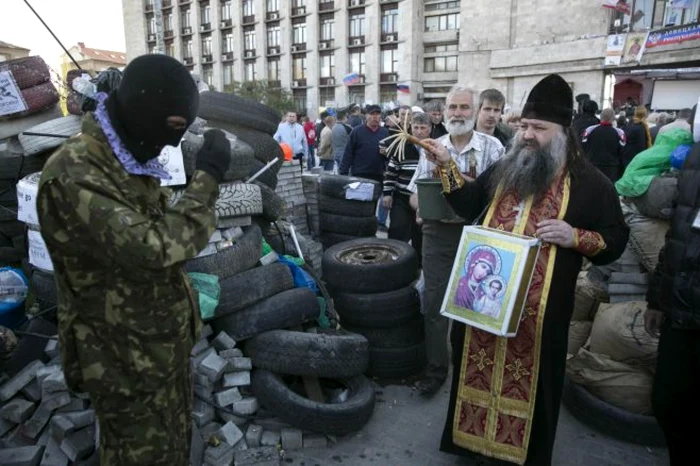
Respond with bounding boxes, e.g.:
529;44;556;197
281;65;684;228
317;175;382;249
323;237;426;379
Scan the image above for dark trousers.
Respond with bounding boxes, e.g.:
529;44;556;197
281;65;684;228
652;322;700;465
388;194;423;265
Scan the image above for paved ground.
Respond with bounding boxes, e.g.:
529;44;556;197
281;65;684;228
285;375;669;466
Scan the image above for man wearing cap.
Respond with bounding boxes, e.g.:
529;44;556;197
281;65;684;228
339;104;389;183
425;74;629;465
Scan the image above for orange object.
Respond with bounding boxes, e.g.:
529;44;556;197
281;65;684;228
280;143;293;161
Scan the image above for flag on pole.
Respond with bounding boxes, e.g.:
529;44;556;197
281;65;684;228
343;72;361;86
397;83;410;94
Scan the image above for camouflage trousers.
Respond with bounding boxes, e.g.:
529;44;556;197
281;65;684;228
90;369;192;466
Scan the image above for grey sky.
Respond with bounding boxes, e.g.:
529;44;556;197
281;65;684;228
3;0;126;68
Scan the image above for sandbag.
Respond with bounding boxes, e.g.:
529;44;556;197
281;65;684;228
572;275;608;321
589;301;658;369
632;174;677;220
568;321;592;355
627;214;670;273
566;348;653;414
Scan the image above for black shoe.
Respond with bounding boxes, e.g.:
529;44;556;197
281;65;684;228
414;370;446;397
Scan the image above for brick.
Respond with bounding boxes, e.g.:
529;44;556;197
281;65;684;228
200;324;214;339
35;366;59;385
245;424;263;448
216;421;243;447
1;398;37;424
303;434;327;449
59;426;95;462
40;437;69;466
0;445;45;466
42;393;71;412
216;409;247;426
232;437;248;452
21;380;41;403
190;423;205;466
41;372;67;395
260;430;280;447
0;361;44;402
234;446;279;466
281;428;303;450
223;371;250;388
192;399;215;427
199;352;228;382
24;404;55;440
221;226;243;241
50;416;75;442
259;251;279;266
35;424;51;447
194;373;212;389
204;443;233;462
43;340;59;360
55;398;88;414
252;417;292;431
212;331;237;351
190;339;210;357
214;387;242;407
194;384;214;402
1;417;15;437
226;357;252;372
199;422;222;442
219;349;243;359
61;410;94;430
231;397;258;416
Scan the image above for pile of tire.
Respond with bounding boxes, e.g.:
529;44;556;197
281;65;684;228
323;237;426;379
316;174;382;249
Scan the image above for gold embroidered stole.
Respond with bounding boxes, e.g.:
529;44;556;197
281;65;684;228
451;175;571;465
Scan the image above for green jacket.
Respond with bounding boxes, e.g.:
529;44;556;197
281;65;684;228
37;114;218;396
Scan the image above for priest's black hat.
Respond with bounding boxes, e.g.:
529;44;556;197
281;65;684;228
522;74;573;127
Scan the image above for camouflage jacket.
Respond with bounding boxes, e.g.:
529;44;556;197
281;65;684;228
37;113;218;397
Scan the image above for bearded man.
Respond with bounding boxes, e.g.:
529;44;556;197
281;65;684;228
407;85;504;396
424;74;629;465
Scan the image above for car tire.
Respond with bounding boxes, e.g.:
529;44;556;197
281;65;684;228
318;174;381;201
170;182;263;219
342;316;424;348
215;262;294;318
197;91;281;135
319;212;377;236
318;196;376;218
253;181;286;222
333;285;420;328
366;342;427;379
185;224;262;280
248;159;280;190
181;132;255;182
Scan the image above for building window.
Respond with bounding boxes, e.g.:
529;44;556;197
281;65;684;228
201;36;212;56
424;42;458;53
164;13;172;32
425;1;460;12
424;55;458;72
381;7;398;34
268;58;280;81
245;61;257;81
292;90;307;114
349;50;365;75
203;67;213;87
184;39;193;58
293;56;307;80
221;1;232;21
181;9;191;28
267;25;280;47
380;85;396;105
320;87;335;107
349;12;365;37
292;0;306;7
608;0;700;32
320;53;335;78
293;22;307;44
424;13;460;32
349;88;364;104
149;45;157;54
381;47;397;73
320;15;334;41
200;3;211;25
244;28;256;51
223;32;234;53
242;0;255;17
223;63;234;87
165;41;175;57
663;0;700;27
267;0;280;12
148;15;156;35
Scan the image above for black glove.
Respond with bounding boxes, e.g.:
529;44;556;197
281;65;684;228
195;129;230;182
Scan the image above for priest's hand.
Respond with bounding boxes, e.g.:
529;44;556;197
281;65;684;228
644;308;664;338
536;220;575;248
422;139;451;166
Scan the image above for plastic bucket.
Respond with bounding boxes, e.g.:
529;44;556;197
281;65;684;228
416;179;460;221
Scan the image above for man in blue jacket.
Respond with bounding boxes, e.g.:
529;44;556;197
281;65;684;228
339;104;389;183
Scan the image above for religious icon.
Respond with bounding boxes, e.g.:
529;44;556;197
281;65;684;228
441;226;541;337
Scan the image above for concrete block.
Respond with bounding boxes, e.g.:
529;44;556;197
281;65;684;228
43;340;59;360
49;416;75;442
59;426;95;462
194;373;212;389
233;446;279;466
231;397;258;416
24;404;55;440
302;434;327;449
0;445;45;466
0;361;44;402
194;384;214;402
190;339;210;357
0;417;14;437
219;349;243;359
216;409;247;426
200;325;214;339
190;422;205;466
199;422;222;441
200;352;228;382
192;347;216;370
259;251;279;266
232;437;248;452
35;425;51;447
21;380;41;403
260;430;280;447
35;366;59;385
204;443;234;462
252;417;292;431
223;371;250;388
61;410;94;430
1;398;37;424
214;387;242;407
41;372;67;395
55;398;88;414
227;358;252;372
41;437;69;466
221;226;243;241
212;332;237;351
42;393;71;412
216;421;243;447
192;398;216;427
280;428;303;450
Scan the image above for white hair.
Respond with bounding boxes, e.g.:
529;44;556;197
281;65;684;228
445;84;480;112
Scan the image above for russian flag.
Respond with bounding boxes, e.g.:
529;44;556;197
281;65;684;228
343;72;361;86
397;83;410;93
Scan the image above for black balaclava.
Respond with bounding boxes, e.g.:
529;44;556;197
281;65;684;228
106;54;199;163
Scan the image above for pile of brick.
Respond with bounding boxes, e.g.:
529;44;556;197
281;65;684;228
273;161;308;236
0;339;100;465
189;326;329;466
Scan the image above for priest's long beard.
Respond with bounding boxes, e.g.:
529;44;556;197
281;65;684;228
490;131;568;202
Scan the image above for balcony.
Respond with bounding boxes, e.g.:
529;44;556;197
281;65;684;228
181;26;193;35
145;2;153;12
292;79;307;88
221;51;234;62
147;33;156;42
201;54;214;64
348;36;365;47
242;15;255;25
380;72;398;83
291;43;307;53
220;18;233;29
291;6;306;17
266;11;280;21
348;0;365;8
319;1;334;12
267;46;281;56
178;0;191;5
162;0;172;8
183;56;194;65
200;23;212;32
318;40;334;50
243;49;256;59
381;32;398;43
320;77;336;86
269;80;281;88
164;29;174;38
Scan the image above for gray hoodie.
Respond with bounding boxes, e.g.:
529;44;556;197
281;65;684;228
332;122;353;165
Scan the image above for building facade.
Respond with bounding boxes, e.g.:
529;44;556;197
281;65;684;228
0;40;30;62
121;0;700;116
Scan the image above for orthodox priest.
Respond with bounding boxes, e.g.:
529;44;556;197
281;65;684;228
423;74;629;465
